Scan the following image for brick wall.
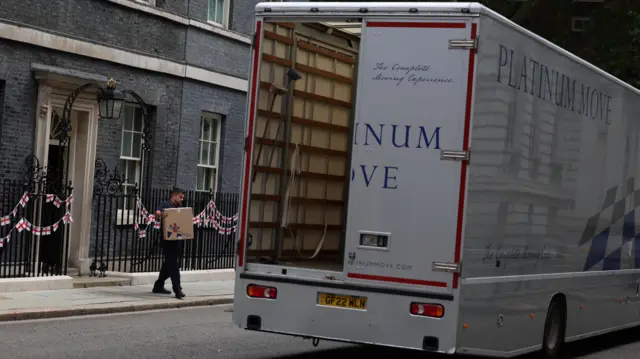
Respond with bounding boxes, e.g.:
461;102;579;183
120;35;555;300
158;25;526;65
176;80;246;193
230;0;262;36
186;27;251;79
0;0;187;62
0;40;183;187
0;0;253;190
0;79;5;148
156;0;189;17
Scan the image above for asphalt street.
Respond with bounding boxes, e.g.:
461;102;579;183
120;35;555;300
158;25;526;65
1;304;639;359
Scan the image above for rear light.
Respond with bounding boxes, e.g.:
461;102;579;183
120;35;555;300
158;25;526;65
247;284;278;299
410;302;444;318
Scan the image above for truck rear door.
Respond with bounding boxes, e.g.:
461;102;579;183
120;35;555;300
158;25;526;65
343;17;477;295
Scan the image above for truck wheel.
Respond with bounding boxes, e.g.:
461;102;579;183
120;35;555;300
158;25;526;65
542;299;566;358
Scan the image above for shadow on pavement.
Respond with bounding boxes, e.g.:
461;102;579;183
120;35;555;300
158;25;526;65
269;326;640;359
559;325;640;358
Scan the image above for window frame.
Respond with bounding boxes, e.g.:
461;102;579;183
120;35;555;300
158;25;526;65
571;16;591;32
196;112;222;193
208;0;231;28
117;103;146;226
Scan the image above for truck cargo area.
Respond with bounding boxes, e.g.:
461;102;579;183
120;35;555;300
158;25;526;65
243;10;475;297
245;20;361;271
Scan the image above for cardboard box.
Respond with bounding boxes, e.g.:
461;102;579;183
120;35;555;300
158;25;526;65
162;207;195;240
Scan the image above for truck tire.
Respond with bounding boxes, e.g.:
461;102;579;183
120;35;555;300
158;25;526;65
542;298;566;358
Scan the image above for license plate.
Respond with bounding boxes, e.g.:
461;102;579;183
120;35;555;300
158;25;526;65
317;292;367;310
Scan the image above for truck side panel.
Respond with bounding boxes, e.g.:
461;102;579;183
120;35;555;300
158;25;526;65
457;13;640;357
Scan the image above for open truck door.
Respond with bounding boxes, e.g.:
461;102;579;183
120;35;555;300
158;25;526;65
342;18;477;296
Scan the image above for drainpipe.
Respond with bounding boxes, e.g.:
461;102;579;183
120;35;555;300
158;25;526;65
174;0;190;188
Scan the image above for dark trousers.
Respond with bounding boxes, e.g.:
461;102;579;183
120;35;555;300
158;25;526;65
155;240;182;291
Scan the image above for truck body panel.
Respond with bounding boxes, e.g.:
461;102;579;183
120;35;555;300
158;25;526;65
342;18;475;296
234;2;640;357
456;12;640;357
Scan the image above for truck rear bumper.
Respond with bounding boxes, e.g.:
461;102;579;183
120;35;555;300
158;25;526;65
232;275;459;353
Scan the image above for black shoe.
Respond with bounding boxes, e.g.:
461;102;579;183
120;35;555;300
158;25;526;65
152;287;171;294
174;290;186;299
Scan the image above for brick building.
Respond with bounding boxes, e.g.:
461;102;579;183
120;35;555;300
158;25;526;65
0;0;262;275
0;0;261;191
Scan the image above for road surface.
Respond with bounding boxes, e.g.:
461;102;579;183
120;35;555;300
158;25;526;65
1;304;639;358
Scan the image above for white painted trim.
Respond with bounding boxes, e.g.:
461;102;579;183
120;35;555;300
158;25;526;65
207;0;232;29
116;209;146;226
34;85;53;167
571;16;591;32
189;19;251;44
110;0;186;23
107;0;251;45
0;276;74;292
185;65;247;91
0;21;248;92
197;112;222;193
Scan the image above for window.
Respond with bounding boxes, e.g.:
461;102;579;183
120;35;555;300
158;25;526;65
197;112;221;192
571;17;591;32
208;0;231;27
118;104;145;225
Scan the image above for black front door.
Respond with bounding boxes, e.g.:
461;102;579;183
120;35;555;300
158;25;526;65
38;144;67;275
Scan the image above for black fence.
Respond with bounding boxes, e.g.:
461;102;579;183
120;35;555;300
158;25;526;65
0;179;73;278
91;187;239;273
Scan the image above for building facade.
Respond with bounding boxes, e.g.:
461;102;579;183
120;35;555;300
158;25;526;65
0;0;262;275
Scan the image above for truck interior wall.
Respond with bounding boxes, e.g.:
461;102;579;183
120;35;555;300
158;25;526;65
246;21;360;270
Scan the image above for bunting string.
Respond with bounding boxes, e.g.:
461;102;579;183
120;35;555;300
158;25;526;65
0;192;74;248
132;197;238;239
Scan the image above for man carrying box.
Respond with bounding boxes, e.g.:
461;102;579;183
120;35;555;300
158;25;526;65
152;188;186;299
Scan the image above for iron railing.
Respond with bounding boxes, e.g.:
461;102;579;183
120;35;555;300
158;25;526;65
0;179;73;278
90;187;239;273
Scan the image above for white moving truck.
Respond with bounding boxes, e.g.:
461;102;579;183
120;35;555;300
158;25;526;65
233;2;639;358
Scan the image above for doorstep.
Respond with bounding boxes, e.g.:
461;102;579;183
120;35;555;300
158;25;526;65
0;276;74;293
73;276;132;288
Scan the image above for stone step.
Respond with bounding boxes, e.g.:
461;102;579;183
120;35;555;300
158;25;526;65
72;276;132;289
67;267;80;277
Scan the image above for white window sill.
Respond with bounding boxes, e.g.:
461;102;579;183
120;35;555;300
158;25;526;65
206;20;225;28
195;190;216;194
190;20;250;44
107;0;251;45
115;209;148;226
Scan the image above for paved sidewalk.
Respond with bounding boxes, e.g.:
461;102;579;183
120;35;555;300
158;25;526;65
0;280;234;321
